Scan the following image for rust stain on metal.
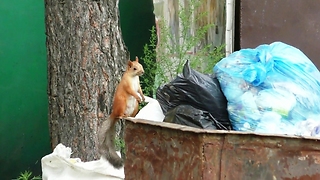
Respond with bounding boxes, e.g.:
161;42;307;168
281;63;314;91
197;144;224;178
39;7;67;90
125;119;203;180
202;135;225;180
124;118;320;180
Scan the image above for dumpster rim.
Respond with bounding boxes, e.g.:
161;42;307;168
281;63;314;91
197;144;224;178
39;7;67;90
125;117;320;141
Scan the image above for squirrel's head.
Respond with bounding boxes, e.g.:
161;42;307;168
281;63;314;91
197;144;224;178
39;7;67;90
127;56;144;76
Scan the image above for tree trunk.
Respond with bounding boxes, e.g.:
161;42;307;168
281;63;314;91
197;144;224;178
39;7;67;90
45;0;128;161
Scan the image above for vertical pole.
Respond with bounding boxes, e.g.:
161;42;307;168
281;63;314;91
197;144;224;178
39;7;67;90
225;0;235;56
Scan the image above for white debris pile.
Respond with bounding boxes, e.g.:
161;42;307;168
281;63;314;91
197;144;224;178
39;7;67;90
41;144;124;180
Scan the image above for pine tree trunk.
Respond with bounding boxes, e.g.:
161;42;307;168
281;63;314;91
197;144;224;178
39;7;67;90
45;0;128;161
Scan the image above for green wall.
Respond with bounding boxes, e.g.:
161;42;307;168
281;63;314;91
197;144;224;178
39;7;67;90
119;0;157;96
0;1;51;179
119;0;156;60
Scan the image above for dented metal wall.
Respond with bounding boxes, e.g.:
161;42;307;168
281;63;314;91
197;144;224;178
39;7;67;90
125;119;320;180
238;0;320;68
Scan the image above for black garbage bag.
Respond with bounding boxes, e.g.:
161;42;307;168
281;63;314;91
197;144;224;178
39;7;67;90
164;105;226;130
156;60;232;130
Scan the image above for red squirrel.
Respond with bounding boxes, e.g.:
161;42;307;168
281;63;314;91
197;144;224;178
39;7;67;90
98;56;145;168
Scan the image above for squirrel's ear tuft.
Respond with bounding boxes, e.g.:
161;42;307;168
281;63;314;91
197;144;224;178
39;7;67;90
127;60;133;68
135;56;139;62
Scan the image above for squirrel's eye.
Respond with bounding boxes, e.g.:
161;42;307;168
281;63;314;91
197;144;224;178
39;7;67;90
133;68;137;70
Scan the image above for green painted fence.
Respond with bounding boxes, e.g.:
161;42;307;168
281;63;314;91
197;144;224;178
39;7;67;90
0;1;51;179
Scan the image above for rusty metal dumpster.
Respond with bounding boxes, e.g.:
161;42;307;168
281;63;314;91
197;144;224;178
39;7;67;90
124;118;320;180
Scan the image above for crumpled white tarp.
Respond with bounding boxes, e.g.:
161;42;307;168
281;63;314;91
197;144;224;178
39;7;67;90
41;97;164;180
41;144;124;180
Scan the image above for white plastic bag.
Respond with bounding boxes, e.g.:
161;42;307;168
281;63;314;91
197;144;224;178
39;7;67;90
135;96;164;122
41;144;124;180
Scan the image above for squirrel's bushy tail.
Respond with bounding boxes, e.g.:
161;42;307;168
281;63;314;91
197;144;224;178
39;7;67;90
98;118;123;168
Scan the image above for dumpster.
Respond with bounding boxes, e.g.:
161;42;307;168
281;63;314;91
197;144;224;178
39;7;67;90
124;118;320;180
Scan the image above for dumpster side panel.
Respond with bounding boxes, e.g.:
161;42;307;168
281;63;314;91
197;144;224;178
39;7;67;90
125;119;320;180
220;134;320;180
202;135;225;180
125;120;204;180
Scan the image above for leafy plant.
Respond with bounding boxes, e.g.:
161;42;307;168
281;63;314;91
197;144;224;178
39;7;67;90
141;26;158;97
141;0;225;97
115;137;125;155
13;171;41;180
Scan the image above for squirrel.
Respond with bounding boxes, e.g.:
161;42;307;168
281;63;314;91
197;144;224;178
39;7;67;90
98;56;145;169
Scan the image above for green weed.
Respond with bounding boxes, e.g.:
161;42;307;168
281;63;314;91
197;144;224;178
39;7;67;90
13;171;41;180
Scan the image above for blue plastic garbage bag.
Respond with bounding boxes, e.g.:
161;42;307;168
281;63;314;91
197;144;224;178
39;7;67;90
214;42;320;136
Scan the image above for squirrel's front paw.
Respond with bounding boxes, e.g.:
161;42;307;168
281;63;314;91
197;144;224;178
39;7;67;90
136;97;142;103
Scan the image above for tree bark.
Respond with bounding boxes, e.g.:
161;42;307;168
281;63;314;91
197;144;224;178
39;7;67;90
45;0;128;161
